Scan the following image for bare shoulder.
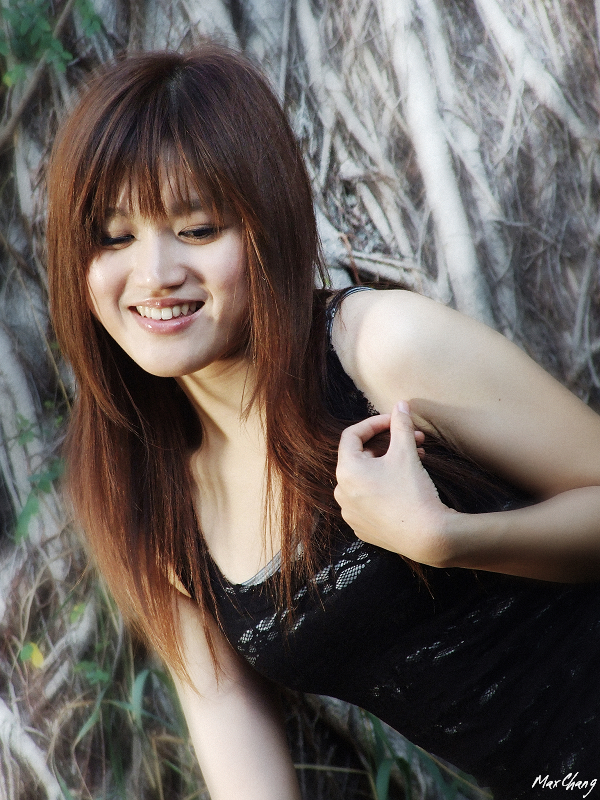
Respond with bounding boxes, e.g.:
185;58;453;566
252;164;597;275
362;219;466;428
331;288;600;494
331;288;499;413
332;288;448;361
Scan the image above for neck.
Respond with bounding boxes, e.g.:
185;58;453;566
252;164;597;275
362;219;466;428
177;355;262;445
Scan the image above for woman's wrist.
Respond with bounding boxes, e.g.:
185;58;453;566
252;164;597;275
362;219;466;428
436;488;600;581
435;509;505;571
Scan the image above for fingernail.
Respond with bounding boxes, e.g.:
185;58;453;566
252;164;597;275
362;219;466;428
396;400;410;414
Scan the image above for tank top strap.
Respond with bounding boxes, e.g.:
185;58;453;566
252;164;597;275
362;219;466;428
325;286;375;345
324;286;378;420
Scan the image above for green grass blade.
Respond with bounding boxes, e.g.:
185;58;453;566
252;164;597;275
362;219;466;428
375;756;394;800
131;667;151;728
74;687;107;747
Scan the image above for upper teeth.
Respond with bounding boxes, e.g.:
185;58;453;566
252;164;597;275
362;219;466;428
136;302;198;320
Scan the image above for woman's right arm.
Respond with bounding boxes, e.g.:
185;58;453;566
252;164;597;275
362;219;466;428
169;591;302;800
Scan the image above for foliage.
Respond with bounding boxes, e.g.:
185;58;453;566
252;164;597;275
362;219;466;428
0;0;100;86
14;455;63;542
365;713;491;800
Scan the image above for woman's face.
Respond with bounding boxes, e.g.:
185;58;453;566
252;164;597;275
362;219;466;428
87;184;248;378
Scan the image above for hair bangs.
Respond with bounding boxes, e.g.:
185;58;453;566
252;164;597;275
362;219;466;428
82;97;231;248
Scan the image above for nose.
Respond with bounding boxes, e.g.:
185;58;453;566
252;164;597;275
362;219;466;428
131;228;187;291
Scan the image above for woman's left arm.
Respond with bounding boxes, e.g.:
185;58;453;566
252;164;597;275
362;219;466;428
332;289;600;582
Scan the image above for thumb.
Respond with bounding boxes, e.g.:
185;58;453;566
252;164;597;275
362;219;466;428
388;401;420;459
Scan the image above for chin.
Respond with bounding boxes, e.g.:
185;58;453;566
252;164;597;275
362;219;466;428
132;358;196;378
128;349;210;378
145;365;194;379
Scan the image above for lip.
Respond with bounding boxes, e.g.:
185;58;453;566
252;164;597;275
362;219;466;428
129;302;204;334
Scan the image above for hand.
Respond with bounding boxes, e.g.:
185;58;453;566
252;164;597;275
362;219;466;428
334;401;458;566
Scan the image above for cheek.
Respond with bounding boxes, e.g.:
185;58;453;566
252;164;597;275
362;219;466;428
86;264;101;316
220;247;249;308
86;268;105;321
86;257;119;324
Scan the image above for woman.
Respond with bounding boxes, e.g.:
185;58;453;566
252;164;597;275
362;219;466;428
46;45;600;799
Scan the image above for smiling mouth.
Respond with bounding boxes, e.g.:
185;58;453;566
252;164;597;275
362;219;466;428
134;302;202;320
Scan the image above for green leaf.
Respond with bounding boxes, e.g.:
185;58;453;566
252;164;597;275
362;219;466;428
375;757;394;800
74;687;107;746
75;0;103;36
104;699;179;733
19;642;34;662
69;603;86;624
45;43;71;72
29;458;64;493
16;413;36;445
147;669;188;735
131;668;151;727
19;641;44;667
17;429;35;445
30;26;43;46
3;9;18;27
74;661;110;686
15;492;39;542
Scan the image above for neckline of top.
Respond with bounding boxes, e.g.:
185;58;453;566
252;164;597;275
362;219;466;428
208;548;283;591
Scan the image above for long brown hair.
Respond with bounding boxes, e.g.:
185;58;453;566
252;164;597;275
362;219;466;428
46;45;346;674
47;45;527;678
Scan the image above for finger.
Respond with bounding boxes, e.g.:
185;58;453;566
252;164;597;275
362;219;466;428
415;430;425;445
338;414;392;456
387;401;422;462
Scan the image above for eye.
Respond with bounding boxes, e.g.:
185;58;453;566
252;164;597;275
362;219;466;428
100;233;135;248
179;225;219;242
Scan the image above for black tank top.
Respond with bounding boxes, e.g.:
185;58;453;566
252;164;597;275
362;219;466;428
204;290;600;799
